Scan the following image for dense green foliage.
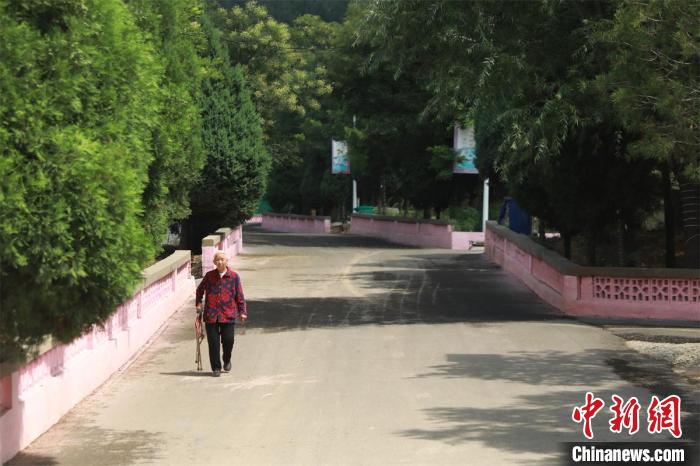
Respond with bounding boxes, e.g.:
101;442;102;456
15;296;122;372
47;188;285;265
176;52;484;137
449;206;481;232
0;0;270;361
593;0;700;264
356;0;698;265
128;0;207;249
212;2;346;216
594;0;699;183
212;2;332;140
0;0;161;360
187;10;270;239
328;2;484;220
221;0;349;23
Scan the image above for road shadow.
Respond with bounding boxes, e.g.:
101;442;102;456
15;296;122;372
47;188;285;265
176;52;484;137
5;454;58;465
243;250;563;333
243;225;416;249
399;389;614;465
159;371;212;377
397;348;699;463
8;425;163;465
414;350;631;385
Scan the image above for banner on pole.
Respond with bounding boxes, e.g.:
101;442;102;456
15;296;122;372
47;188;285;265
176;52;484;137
453;126;478;174
331;140;350;174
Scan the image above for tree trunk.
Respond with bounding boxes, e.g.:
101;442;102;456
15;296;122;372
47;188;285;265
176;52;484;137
180;212;222;253
538;218;545;240
178;217;193;251
623;219;638;267
380;176;387;215
663;164;676;267
586;231;597;266
679;179;700;267
616;215;625;267
563;232;572;260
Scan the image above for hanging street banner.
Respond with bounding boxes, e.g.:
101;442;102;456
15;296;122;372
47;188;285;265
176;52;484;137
453;126;478;174
331;139;351;174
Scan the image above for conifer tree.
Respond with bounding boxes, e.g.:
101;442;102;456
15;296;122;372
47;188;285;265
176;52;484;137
185;10;270;245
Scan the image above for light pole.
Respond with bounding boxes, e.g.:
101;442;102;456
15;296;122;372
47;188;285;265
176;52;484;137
352;115;358;211
482;177;490;231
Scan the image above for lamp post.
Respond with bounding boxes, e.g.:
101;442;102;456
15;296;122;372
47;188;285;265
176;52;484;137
352;115;358;211
482;177;490;231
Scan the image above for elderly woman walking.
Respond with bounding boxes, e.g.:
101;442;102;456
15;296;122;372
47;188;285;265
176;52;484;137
195;251;247;377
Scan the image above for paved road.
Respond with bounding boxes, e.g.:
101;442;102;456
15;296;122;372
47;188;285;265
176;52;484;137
10;227;695;465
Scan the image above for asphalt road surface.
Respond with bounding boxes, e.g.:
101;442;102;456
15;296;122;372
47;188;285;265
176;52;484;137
10;227;696;465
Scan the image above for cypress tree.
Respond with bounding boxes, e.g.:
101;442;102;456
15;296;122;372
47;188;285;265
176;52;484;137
184;11;270;247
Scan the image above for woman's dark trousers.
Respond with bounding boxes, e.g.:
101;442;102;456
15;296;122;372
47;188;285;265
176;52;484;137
205;322;235;371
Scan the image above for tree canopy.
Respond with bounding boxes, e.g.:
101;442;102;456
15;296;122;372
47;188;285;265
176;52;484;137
355;0;698;265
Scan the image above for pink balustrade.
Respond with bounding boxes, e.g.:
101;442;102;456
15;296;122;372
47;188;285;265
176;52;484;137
0;252;195;464
261;213;331;234
485;221;699;321
350;214;484;250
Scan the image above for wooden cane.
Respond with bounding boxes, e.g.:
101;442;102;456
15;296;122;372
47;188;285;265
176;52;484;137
194;313;204;371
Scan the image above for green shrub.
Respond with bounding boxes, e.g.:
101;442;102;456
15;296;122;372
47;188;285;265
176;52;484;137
128;0;207;250
449;206;481;231
0;0;160;362
379;207;401;216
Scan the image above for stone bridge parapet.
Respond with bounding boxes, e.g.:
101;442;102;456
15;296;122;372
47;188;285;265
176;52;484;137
485;221;699;321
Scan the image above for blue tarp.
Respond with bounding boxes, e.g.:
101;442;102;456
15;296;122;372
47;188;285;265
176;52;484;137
498;197;532;235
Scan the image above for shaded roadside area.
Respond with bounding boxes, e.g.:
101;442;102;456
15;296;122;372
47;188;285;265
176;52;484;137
240;227;699;453
243;226;564;331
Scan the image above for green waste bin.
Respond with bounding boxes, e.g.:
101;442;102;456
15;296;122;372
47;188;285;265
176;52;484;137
355;205;375;214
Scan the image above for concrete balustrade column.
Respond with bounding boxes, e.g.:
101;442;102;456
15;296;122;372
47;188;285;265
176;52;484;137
562;275;580;308
201;235;221;276
137;289;143;319
0;374;12;411
215;227;232;258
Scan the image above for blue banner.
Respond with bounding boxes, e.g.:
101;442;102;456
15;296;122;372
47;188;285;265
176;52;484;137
453;126;478;174
331;140;350;174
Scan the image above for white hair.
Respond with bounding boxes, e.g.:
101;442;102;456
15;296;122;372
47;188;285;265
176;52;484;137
213;250;227;259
